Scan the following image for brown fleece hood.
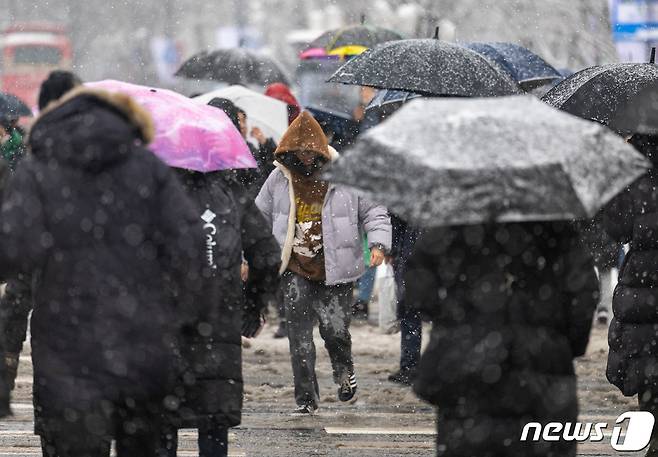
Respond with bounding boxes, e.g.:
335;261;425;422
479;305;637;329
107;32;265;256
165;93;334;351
274;110;330;160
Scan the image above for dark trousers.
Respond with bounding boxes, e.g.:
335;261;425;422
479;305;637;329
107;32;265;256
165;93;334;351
161;425;228;457
41;436;110;457
639;390;658;456
37;372;168;457
282;272;354;407
1;272;33;354
40;406;161;457
394;256;421;371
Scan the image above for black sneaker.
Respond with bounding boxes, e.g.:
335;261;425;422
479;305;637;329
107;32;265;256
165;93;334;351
292;404;317;415
273;321;287;339
352;300;368;320
596;309;609;326
338;373;358;402
388;368;417;386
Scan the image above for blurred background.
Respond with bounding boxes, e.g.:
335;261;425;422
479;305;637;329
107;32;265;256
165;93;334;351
0;1;654;112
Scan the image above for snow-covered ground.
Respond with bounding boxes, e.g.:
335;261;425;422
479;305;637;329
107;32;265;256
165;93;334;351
0;318;641;456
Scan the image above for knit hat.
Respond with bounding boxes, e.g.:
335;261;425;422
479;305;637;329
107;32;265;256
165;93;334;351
38;70;82;110
275;111;330;160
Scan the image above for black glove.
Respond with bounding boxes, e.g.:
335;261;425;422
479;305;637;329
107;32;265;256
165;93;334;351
242;311;265;338
5;353;19;391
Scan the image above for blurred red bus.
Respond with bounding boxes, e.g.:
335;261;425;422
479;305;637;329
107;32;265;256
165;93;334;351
0;23;73;110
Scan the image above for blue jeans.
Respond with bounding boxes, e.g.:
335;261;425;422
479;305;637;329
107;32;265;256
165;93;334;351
356;266;376;303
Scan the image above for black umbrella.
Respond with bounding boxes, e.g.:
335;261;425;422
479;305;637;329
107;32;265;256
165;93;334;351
0;93;31;118
307;24;403;52
176;49;290;86
328;39;521;97
542;62;658;135
325;96;649;228
464;42;562;91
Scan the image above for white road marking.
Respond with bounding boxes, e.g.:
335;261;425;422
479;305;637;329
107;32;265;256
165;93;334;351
0;453;246;457
325;427;436;435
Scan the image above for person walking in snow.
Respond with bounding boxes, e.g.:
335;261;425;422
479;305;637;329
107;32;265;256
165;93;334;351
0;87;207;457
1;69;83;394
255;111;391;414
206;97;277;194
405;222;599;456
160;168;280;457
602;133;658;456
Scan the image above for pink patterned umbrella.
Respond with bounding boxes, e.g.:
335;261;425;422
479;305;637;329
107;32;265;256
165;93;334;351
86;80;256;172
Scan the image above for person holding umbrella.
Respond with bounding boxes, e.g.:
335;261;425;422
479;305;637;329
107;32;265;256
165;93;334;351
602;134;658;456
255;111;391;414
406;221;599;457
1;70;83;397
358;90;425;384
0;86;208;457
0;89;33;172
0;87;34;170
77;80;272;457
160;163;280;457
207;97;277;194
0;116;26;171
325;96;649;455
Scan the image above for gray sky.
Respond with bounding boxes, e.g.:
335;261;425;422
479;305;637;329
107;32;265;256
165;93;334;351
0;0;617;85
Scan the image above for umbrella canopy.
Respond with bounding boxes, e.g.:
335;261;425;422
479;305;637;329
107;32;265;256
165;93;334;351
542;63;658;135
328;39;521;97
367;89;422;109
86;80;255;172
325;96;650;228
176;49;290;86
464;42;562;91
0;93;31;118
301;24;403;60
194;85;289;142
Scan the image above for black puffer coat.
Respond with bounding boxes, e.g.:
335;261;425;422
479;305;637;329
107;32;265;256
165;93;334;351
0;88;206;438
0;158;13;416
578;216;620;271
405;222;598;457
603;135;658;397
172;171;280;428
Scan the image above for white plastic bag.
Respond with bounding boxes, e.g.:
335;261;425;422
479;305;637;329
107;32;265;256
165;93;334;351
374;263;398;334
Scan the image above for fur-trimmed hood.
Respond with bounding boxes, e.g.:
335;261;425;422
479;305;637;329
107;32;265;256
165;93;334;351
29;87;155;172
37;87;154;143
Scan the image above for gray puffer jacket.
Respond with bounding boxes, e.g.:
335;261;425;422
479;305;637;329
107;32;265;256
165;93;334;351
255;163;391;285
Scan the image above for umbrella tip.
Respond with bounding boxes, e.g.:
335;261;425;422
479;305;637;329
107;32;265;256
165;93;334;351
651;47;656;64
434;26;440;39
360;13;366;25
